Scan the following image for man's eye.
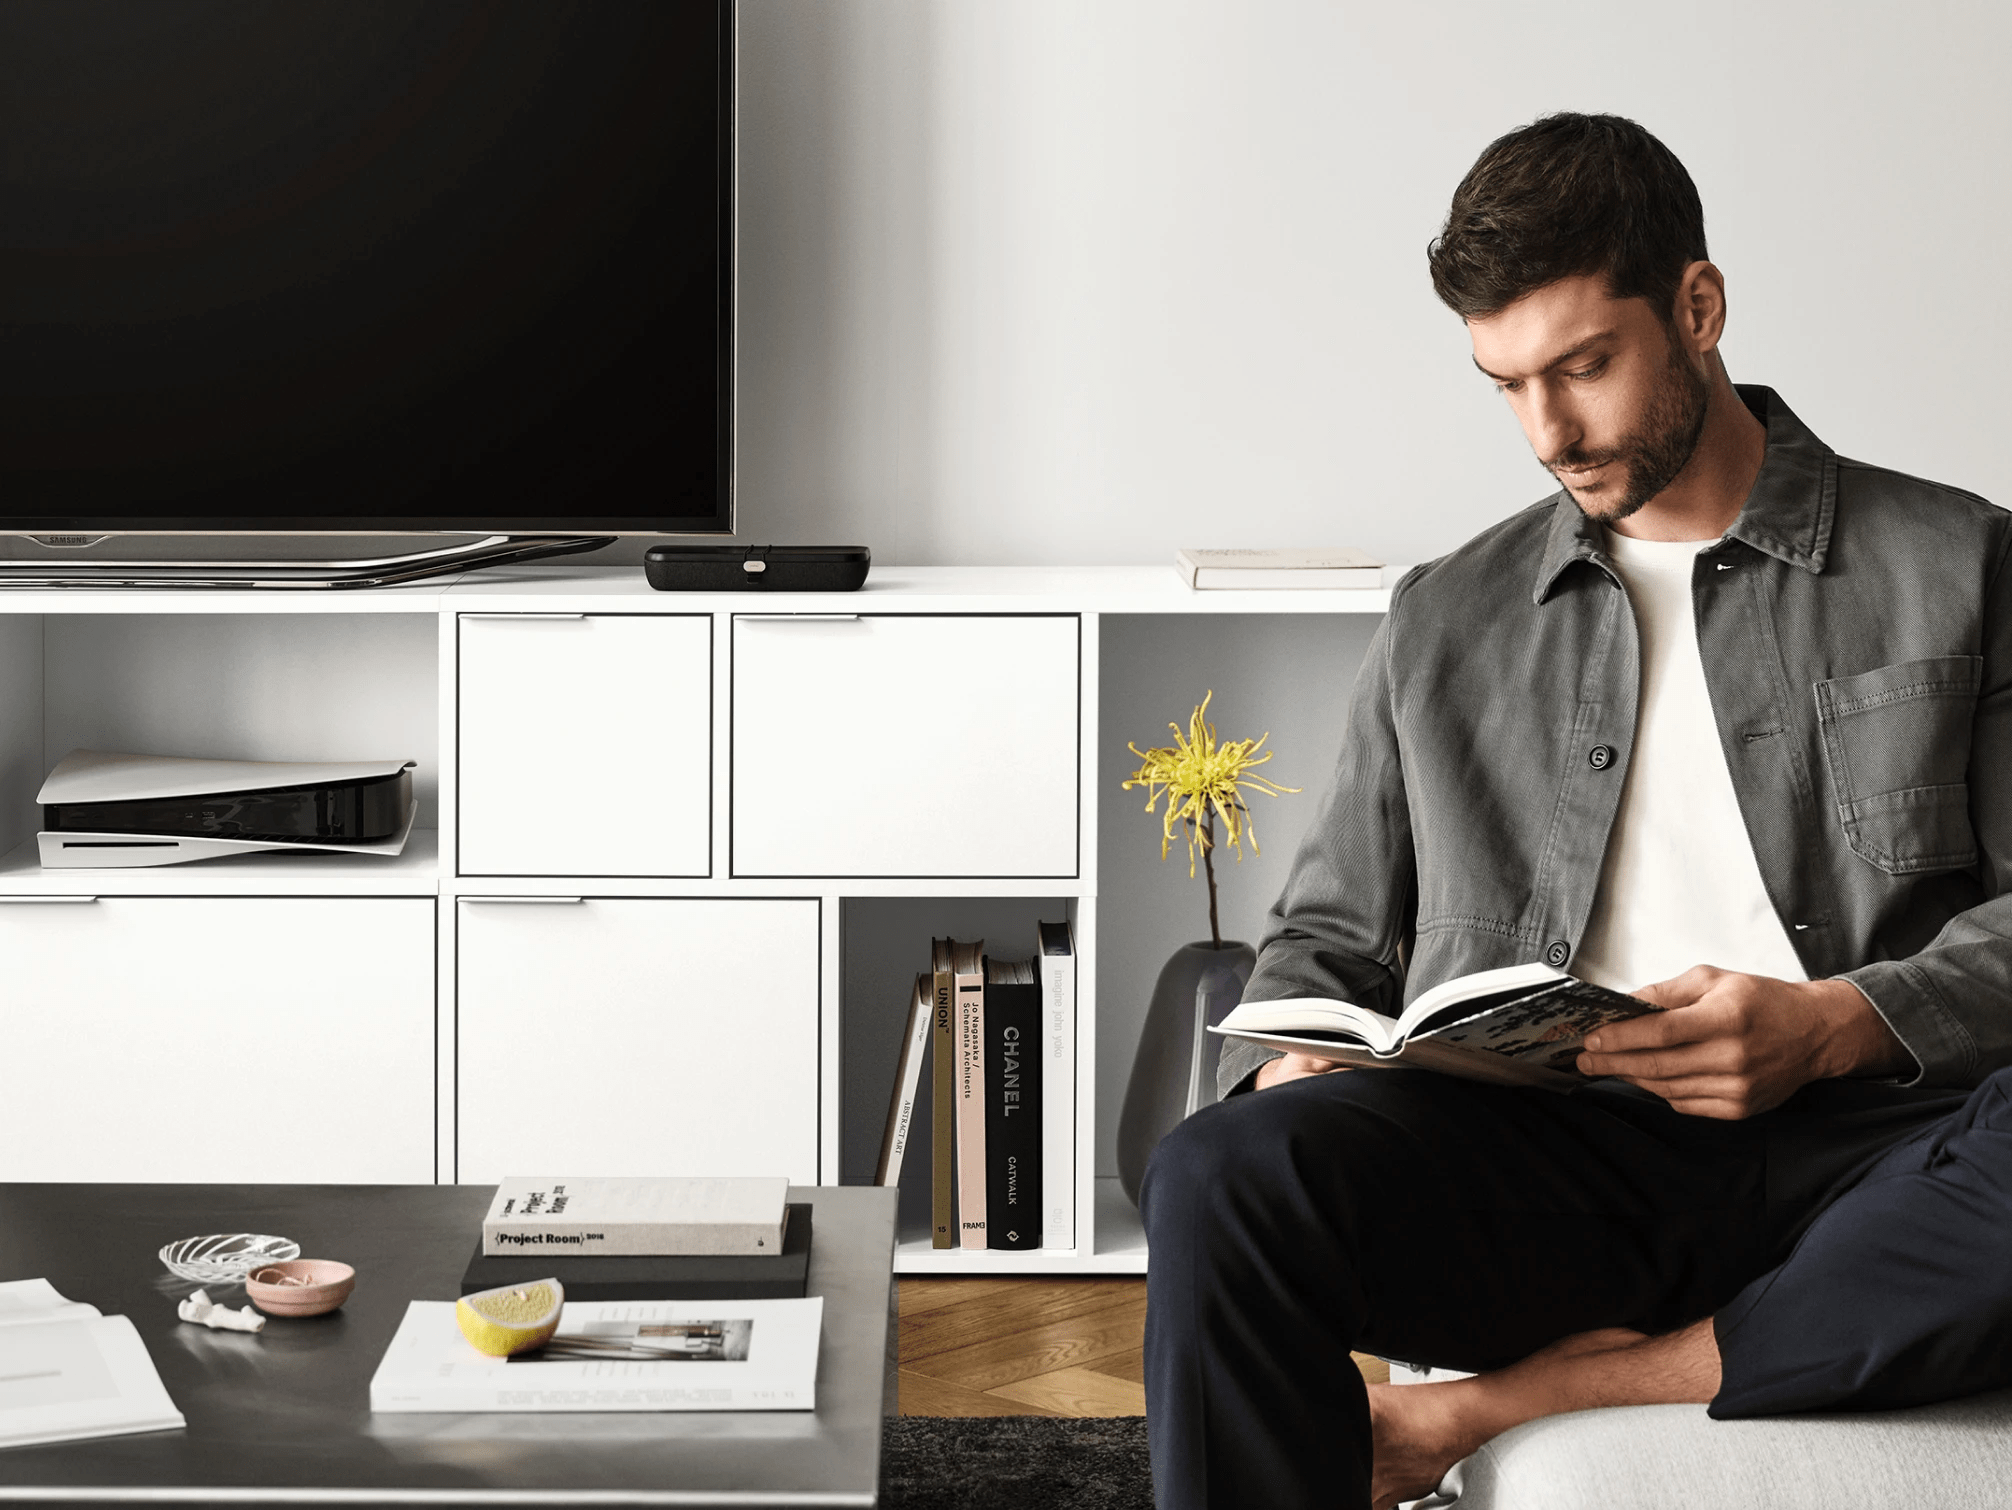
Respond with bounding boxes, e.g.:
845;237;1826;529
1496;379;1523;394
1567;361;1606;381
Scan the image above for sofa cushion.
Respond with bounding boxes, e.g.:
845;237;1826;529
1417;1391;2012;1509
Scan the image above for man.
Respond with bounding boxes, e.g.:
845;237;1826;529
1140;112;2012;1510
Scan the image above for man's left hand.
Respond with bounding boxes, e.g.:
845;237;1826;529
1575;966;1914;1120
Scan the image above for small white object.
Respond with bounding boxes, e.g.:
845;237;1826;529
177;1289;266;1334
159;1233;300;1284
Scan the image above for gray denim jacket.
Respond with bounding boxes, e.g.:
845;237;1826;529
1222;386;2012;1096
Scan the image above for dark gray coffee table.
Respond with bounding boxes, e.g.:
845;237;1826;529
0;1183;897;1506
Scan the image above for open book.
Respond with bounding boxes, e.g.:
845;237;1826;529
1210;962;1656;1090
0;1278;185;1449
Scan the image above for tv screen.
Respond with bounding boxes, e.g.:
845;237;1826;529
0;0;731;538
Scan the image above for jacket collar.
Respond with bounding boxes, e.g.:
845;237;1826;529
1532;384;1838;604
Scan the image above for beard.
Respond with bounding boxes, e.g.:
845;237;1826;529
1548;336;1712;523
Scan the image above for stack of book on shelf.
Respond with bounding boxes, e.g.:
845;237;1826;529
876;920;1076;1252
369;1177;824;1412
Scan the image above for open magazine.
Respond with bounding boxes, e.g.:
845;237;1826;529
1210;961;1657;1090
0;1279;185;1450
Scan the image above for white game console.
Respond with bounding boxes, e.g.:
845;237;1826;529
38;750;418;869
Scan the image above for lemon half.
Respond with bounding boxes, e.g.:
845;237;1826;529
455;1278;564;1357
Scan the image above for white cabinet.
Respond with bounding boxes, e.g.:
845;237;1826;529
0;568;1392;1272
0;897;435;1183
731;614;1080;877
458;614;712;877
455;896;820;1185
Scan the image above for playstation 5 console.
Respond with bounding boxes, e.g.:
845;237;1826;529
38;750;417;869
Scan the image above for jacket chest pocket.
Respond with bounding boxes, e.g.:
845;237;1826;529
1814;655;1980;875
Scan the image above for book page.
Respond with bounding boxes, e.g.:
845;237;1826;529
1423;980;1654;1070
0;1315;184;1449
0;1279;98;1328
1212;999;1403;1053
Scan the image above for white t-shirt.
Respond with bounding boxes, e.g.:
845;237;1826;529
1571;531;1806;993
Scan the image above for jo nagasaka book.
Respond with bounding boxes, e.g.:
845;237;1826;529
482;1177;790;1257
0;1279;185;1449
1210;962;1656;1090
370;1296;823;1412
952;940;988;1250
1175;547;1383;590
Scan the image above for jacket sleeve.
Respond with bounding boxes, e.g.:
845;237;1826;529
1217;587;1420;1096
1843;530;2012;1088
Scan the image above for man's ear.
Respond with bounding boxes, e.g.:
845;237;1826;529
1672;260;1728;356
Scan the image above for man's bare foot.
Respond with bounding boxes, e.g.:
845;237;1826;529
1367;1379;1467;1510
1365;1328;1650;1510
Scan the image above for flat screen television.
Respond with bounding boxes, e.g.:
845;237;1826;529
0;0;732;584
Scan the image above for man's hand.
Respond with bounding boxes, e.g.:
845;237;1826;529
1254;1052;1351;1091
1575;966;1913;1119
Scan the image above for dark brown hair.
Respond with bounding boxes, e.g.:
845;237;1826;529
1428;113;1708;321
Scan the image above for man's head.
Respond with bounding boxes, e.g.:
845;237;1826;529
1430;113;1727;524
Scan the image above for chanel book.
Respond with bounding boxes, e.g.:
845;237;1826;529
1212;962;1655;1090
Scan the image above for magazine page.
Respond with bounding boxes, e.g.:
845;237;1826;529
0;1314;185;1449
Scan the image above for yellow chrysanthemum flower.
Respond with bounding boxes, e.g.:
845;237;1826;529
1123;691;1300;881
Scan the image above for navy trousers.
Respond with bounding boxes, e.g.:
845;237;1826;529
1139;1066;2012;1510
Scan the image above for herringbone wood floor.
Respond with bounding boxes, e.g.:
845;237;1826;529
898;1278;1389;1416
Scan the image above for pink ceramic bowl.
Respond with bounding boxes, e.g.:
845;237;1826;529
245;1259;356;1317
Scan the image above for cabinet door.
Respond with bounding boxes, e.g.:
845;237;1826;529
456;898;819;1184
0;897;434;1183
732;615;1080;876
458;614;712;877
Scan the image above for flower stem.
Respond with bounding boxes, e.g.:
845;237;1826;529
1202;808;1222;949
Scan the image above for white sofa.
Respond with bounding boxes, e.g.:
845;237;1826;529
1414;1393;2012;1508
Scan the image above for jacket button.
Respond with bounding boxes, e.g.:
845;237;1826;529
1545;941;1570;967
1588;744;1614;770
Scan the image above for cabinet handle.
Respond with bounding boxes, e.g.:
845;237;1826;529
460;613;589;621
736;614;861;623
0;895;100;904
461;896;586;905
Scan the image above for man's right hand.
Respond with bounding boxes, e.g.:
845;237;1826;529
1254;1052;1351;1090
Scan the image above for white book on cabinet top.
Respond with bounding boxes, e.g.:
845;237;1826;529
482;1177;791;1256
1175;547;1383;589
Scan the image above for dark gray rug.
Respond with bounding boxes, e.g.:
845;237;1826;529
881;1416;1153;1509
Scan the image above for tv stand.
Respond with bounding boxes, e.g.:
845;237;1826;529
0;534;612;590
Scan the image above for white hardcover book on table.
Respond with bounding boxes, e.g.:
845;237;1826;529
0;1280;185;1449
1175;547;1383;589
1037;919;1076;1249
369;1297;823;1412
481;1176;790;1257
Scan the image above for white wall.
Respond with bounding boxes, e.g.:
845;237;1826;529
735;0;2012;567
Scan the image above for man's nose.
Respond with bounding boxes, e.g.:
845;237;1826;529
1525;385;1582;462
